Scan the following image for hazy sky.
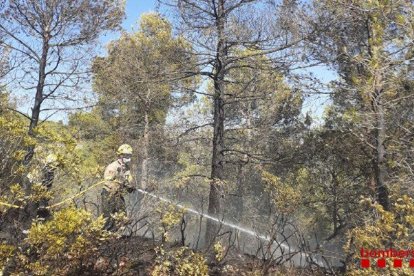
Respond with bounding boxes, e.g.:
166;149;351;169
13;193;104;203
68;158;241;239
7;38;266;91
101;1;158;45
123;1;157;31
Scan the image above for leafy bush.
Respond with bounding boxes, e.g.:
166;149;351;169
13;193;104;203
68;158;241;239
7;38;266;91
8;207;112;275
151;245;209;276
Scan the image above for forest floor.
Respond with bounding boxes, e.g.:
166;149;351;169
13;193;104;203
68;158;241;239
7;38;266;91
89;236;330;275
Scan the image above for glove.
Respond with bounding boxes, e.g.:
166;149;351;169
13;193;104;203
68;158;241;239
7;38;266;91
124;171;133;183
127;186;136;193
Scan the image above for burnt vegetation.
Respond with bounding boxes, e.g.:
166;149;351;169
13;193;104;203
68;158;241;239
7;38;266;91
1;0;414;275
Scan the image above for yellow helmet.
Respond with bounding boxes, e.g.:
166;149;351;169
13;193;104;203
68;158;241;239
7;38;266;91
117;144;133;155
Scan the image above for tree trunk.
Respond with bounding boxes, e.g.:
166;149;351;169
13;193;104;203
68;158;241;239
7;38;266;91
372;91;390;210
24;37;49;165
205;0;226;247
331;172;339;235
141;111;150;190
367;16;390;211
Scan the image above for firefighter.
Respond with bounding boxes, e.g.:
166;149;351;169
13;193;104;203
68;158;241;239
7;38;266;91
36;153;59;218
101;144;135;231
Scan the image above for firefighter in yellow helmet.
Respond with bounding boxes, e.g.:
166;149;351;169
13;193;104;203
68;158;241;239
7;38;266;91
101;144;136;231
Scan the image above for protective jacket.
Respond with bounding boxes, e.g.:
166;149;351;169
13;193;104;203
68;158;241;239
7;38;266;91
103;160;133;194
101;159;134;231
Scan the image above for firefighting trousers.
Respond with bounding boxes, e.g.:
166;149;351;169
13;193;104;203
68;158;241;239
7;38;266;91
101;189;126;231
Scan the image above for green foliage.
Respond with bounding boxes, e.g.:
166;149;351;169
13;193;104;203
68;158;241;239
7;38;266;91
92;12;197;129
0;97;33;199
213;241;224;262
261;170;301;214
151;202;208;275
156;203;185;242
151;245;209;276
69;109;112;140
173;151;210;188
225;50;302;126
0;103;114;270
69;108;121;179
19;207;110;275
345;195;414;275
0;243;14;268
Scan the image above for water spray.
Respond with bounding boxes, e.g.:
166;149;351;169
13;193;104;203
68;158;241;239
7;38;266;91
133;188;325;267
